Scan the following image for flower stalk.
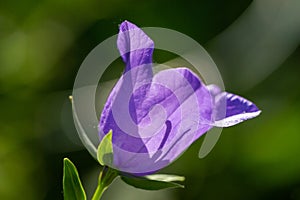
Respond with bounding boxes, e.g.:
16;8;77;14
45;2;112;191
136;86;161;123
92;166;118;200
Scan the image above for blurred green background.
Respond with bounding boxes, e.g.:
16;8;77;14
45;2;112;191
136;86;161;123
1;0;300;199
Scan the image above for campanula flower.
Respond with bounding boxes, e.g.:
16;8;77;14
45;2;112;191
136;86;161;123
98;21;261;175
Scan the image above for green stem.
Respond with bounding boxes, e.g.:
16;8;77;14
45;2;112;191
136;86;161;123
91;166;118;200
91;183;105;200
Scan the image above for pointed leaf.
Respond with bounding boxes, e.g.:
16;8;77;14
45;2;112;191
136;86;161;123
63;158;86;200
120;174;184;190
97;130;113;166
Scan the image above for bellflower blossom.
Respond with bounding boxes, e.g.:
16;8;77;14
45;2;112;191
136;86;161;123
98;21;261;175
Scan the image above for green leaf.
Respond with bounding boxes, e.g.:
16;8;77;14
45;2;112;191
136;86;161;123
120;174;185;190
63;158;87;200
97;130;113;166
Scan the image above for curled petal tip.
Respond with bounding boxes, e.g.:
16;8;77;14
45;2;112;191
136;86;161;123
119;20;138;32
212;92;261;127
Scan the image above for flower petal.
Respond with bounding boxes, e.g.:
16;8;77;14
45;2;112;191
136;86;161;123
98;21;160;174
100;21;155;139
109;68;213;174
98;20;260;175
212;91;261;127
206;84;222;97
117;20;154;77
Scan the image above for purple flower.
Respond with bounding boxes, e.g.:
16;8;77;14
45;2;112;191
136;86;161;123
98;21;261;175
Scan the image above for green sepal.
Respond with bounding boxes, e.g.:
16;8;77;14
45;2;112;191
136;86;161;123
145;174;185;182
97;130;113;166
63;158;87;200
120;173;185;190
